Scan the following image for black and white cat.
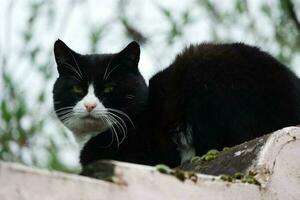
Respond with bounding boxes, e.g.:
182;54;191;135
53;40;300;168
53;40;150;166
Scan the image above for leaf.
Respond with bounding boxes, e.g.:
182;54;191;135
1;101;12;122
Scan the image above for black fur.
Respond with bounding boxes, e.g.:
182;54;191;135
148;43;300;166
53;40;151;166
53;41;300;168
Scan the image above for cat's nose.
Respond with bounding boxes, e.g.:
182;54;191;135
84;102;97;112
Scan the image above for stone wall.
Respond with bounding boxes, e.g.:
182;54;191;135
1;126;300;200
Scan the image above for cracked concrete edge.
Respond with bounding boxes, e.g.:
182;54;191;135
0;160;101;184
179;133;269;176
0;160;261;200
1;126;300;200
251;126;300;186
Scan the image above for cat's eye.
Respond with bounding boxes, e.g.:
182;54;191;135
73;85;83;94
104;85;114;93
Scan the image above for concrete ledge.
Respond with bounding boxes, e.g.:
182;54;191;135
1;126;300;200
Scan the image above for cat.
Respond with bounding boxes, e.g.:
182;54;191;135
53;40;151;167
53;40;300;168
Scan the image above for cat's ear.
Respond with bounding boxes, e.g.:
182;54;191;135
54;39;81;76
118;41;140;70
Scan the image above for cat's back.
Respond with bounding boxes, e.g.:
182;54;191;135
147;42;300;166
150;42;300;99
158;43;295;84
149;42;300;155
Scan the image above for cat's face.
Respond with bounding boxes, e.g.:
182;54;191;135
53;40;148;144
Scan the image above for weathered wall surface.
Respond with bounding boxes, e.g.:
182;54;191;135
0;126;300;200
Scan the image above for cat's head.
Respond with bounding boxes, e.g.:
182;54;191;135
52;39;148;145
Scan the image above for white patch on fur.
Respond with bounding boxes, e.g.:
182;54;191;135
173;125;196;164
63;84;109;149
74;131;100;150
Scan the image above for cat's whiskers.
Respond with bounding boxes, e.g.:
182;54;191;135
107;116;120;148
56;106;73;111
57;110;73;116
61;62;83;80
90;110;123;147
126;95;135;99
92;109;128;147
58;111;73;119
95;108;134;145
98;108;135;144
93;108;134;128
55;106;132;148
104;115;117;146
55;106;74;112
59;112;74;122
68;50;83;79
104;64;121;81
107;108;135;128
56;107;73;117
107;112;127;144
99;116;115;148
108;115;126;145
52;106;74;115
55;106;73;113
103;57;114;80
70;76;82;82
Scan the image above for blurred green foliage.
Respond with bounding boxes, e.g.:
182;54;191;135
0;0;299;173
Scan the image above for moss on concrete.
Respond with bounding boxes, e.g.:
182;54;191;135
156;164;198;183
180;134;269;176
219;171;261;186
200;149;219;161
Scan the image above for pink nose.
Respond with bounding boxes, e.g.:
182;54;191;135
84;103;96;112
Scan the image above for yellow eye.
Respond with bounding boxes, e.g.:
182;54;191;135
73;85;83;94
104;85;114;93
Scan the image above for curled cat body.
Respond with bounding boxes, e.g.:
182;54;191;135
53;40;300;168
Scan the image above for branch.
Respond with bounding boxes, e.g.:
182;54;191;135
286;0;300;33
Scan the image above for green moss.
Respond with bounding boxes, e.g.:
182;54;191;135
200;149;219;161
220;175;233;182
248;170;257;176
195;165;203;171
207;149;219;156
170;170;186;182
190;156;201;163
241;171;260;186
202;154;215;161
222;147;230;151
241;175;261;186
219;171;261;186
234;172;245;180
155;164;171;174
156;164;198;183
187;172;198;183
